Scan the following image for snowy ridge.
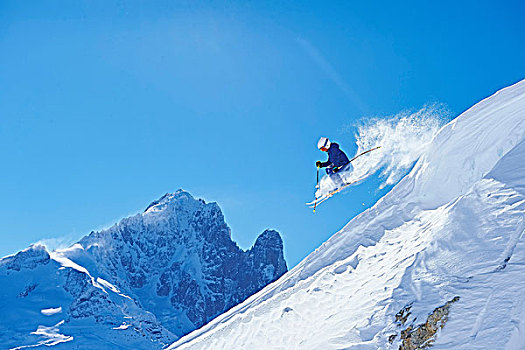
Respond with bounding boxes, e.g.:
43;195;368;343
0;190;287;349
170;79;525;349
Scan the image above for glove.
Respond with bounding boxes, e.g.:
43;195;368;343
316;161;322;168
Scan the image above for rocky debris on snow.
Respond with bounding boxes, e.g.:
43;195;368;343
395;297;460;349
395;303;414;325
17;283;38;298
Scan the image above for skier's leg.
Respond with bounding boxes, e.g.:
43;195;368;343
325;166;343;187
332;173;344;187
336;163;352;185
340;162;352;173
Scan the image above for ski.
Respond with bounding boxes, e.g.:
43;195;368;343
305;197;319;206
307;175;369;209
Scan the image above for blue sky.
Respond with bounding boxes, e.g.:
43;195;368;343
1;0;524;267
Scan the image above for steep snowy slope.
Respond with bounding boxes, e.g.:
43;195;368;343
0;191;287;349
170;79;525;350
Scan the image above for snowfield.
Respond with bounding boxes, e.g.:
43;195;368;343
169;79;525;350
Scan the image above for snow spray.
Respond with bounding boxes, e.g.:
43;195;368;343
316;104;449;198
349;104;449;189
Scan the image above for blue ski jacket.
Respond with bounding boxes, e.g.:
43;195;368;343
319;142;350;168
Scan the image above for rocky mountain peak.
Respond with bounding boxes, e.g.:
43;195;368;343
1;190;288;349
70;190;286;338
252;229;284;250
144;189;199;213
246;229;287;286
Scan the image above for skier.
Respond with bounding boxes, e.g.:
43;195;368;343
308;139;381;210
315;137;351;175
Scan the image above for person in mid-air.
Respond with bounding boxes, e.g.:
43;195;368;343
316;137;350;175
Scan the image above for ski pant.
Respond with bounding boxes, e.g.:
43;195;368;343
325;162;351;187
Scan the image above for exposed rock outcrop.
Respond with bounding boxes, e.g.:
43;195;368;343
393;297;460;349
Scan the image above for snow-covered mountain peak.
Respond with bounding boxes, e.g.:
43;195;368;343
144;189;201;213
1;190;287;349
80;189;229;251
140;190;227;239
0;244;50;271
76;190;287;338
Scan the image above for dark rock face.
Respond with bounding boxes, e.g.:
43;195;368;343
77;190;288;337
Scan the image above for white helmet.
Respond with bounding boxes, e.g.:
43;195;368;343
317;137;331;150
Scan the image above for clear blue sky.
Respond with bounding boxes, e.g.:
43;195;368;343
1;0;524;267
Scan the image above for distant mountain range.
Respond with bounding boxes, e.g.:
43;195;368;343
0;190;287;349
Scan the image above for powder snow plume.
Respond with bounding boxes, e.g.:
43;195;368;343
317;104;450;196
33;234;78;253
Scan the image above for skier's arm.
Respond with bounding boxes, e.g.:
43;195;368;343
319;160;331;168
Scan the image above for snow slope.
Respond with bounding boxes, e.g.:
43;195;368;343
169;79;525;350
0;244;168;350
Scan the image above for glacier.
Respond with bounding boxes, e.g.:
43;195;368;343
169;79;525;350
0;191;287;349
